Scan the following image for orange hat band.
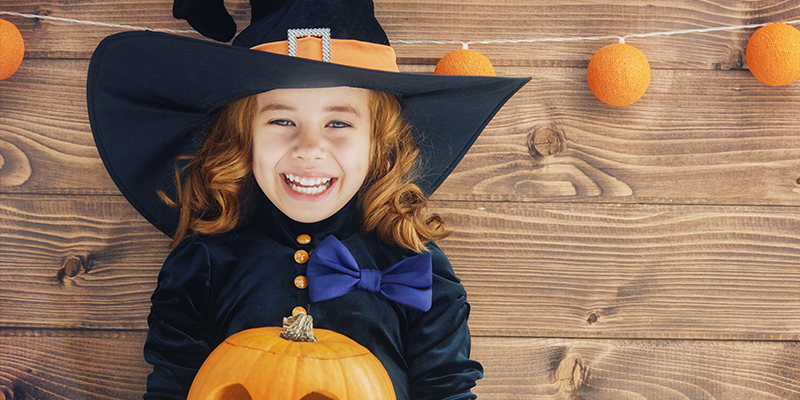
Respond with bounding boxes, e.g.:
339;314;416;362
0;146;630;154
252;37;399;72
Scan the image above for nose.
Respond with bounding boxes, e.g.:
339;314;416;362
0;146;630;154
292;125;326;162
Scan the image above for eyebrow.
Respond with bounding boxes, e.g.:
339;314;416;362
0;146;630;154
324;105;362;117
258;103;362;117
259;103;296;113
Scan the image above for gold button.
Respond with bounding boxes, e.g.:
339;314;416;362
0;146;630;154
296;234;311;245
294;249;309;264
294;275;308;289
292;306;306;316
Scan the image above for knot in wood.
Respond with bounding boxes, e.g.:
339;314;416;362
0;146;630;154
555;355;587;394
35;7;52;17
528;125;566;159
714;49;744;71
57;256;84;282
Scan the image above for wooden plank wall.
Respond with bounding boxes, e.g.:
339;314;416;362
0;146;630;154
2;0;800;398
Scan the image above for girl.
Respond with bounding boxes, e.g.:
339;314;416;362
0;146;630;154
87;1;528;399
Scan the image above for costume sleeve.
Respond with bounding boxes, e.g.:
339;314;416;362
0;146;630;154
405;243;484;400
143;236;213;400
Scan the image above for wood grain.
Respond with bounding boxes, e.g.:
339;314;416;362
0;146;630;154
3;60;800;204
4;194;800;341
0;0;798;68
0;0;207;59
0;194;167;329
0;59;116;194
433;67;800;205
435;201;800;339
2;331;798;400
0;330;148;400
470;337;800;399
377;0;799;69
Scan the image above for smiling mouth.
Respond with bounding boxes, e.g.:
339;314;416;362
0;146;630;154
284;173;333;195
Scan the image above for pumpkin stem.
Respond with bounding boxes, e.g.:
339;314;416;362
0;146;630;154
281;313;318;342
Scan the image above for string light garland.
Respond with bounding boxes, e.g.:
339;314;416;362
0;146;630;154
2;10;800;104
392;19;800;48
393;18;800;105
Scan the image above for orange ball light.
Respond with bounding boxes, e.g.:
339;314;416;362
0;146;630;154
587;43;651;106
746;23;800;86
0;19;25;80
434;49;496;76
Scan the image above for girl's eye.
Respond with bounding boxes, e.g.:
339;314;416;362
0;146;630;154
270;119;294;126
327;121;351;129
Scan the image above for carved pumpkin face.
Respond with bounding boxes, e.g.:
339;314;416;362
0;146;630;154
187;327;396;400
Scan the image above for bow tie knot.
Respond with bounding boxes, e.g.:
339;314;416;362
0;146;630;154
357;268;383;293
306;235;433;311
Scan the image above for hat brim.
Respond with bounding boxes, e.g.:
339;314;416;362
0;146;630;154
87;31;529;236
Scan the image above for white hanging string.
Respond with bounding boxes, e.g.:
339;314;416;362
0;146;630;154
0;10;200;34
2;10;799;48
392;19;800;49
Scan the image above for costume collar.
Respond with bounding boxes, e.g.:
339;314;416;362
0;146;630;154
253;192;361;248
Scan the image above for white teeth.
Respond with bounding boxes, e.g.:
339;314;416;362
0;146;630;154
293;185;325;195
285;173;332;195
286;173;330;186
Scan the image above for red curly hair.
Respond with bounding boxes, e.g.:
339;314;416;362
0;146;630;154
159;90;447;252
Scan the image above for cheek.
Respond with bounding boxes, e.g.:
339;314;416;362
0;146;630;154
251;148;280;190
352;138;372;181
357;153;371;181
251;162;270;196
251;152;265;176
252;137;282;171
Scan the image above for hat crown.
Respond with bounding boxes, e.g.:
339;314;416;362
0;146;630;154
233;0;390;48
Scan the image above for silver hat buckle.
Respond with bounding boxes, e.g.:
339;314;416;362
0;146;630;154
287;28;332;63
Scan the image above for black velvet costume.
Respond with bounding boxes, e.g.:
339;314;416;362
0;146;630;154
143;194;483;399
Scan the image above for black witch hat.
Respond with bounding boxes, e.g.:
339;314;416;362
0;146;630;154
87;0;529;236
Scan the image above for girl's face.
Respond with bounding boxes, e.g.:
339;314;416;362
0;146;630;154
252;87;372;223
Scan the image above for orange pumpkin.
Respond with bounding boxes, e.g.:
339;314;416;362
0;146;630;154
187;314;396;400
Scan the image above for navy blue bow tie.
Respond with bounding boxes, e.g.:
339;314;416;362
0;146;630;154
306;235;432;312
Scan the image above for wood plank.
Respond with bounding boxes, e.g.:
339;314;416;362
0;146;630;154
3;194;800;340
433;66;800;205
2;330;798;400
0;195;167;329
435;201;800;339
1;0;798;68
0;58;93;191
0;59;118;194
470;337;800;399
377;0;800;69
0;330;148;400
0;0;213;59
4;59;800;204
